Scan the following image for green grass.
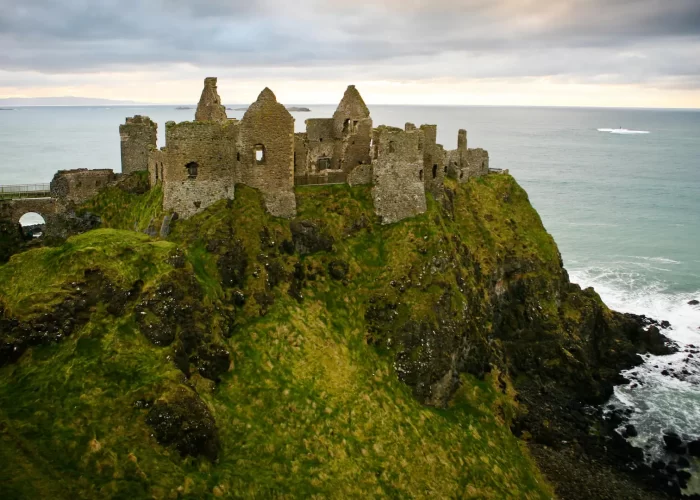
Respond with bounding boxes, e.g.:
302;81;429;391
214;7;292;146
79;178;164;233
0;175;558;498
0;229;175;318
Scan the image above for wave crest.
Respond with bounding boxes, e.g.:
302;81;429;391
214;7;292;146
597;128;650;134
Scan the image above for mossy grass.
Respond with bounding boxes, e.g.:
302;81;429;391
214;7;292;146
0;174;557;498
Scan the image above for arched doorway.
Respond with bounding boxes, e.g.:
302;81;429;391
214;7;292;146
18;212;46;239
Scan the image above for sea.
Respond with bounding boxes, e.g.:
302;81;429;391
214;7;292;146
1;104;699;463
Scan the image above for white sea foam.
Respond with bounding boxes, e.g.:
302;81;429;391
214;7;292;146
597;128;650;134
569;266;700;466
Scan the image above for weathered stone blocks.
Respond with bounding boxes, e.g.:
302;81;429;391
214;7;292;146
120;115;157;174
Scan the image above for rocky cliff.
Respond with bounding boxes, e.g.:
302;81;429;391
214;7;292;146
0;174;673;498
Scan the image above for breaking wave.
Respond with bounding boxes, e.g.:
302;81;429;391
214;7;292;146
569;265;700;463
597;128;650;134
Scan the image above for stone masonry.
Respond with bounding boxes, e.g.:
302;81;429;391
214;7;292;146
129;77;492;224
371;126;427;224
235;88;296;218
195;77;228;123
161;120;237;219
446;129;489;182
50;169;118;205
2;79;493;236
120;115;157;174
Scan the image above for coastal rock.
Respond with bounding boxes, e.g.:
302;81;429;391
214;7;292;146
663;431;683;452
688;299;699;306
688;439;700;457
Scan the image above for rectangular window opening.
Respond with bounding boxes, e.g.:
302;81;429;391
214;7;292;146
254;145;266;164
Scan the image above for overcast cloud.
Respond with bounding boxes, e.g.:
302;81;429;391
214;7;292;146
0;0;699;103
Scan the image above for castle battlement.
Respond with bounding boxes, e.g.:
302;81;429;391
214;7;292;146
120;77;492;223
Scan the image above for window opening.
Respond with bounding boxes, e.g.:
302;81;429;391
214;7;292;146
254;145;266;164
186;161;199;179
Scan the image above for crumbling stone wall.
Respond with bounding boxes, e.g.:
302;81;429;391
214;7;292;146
162;120;237;219
371;126;427;224
236;88;296;218
419;124;446;195
331;85;372;173
464;148;489;178
195;77;228;123
445;129;489;183
120;115;157;174
347;163;372;186
293;133;309;177
50;169;117;205
148;149;167;187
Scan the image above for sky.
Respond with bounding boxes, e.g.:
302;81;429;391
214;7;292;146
1;0;700;108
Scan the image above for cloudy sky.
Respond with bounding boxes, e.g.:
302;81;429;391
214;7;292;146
1;0;699;107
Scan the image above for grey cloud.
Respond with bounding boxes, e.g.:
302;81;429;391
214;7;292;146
0;0;698;88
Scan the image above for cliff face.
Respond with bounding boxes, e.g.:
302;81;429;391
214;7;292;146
0;175;669;498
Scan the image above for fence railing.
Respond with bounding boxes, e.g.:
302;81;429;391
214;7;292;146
0;183;51;200
294;171;347;187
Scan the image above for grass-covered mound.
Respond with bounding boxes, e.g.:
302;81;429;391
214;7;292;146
2;173;653;499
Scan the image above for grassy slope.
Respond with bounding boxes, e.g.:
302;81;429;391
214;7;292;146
0;175;555;499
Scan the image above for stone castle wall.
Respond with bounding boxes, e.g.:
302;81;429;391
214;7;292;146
371;126;427;224
236;88;296;218
160;120;238;218
148;149;167;186
114;78;492;224
119;115;157;174
304;119;336;173
332;85;372;173
50;169;117;205
417;124;445;196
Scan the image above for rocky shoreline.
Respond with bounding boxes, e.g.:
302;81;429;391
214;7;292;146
516;314;700;499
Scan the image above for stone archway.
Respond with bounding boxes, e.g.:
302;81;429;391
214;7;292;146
18;212;47;239
0;198;58;231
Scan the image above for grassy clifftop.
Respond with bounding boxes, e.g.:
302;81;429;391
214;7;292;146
0;174;594;498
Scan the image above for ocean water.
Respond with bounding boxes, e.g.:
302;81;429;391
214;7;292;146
1;103;699;460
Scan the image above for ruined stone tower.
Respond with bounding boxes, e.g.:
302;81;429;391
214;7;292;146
236;88;296;218
447;129;489;182
195;77;228;123
332;85;372;172
119;115;157;174
371;125;427;224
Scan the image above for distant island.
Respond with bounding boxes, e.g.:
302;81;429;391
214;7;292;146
0;96;142;106
175;106;193;110
0;108;14;111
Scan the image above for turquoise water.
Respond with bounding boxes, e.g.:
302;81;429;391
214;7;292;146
1;104;699;460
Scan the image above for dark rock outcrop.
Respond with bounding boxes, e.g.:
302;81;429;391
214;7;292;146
290;220;334;255
0;219;24;263
145;390;219;461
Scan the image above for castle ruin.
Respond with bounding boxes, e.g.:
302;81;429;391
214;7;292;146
120;78;491;223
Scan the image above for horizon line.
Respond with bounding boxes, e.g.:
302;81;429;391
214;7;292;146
3;102;700;111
